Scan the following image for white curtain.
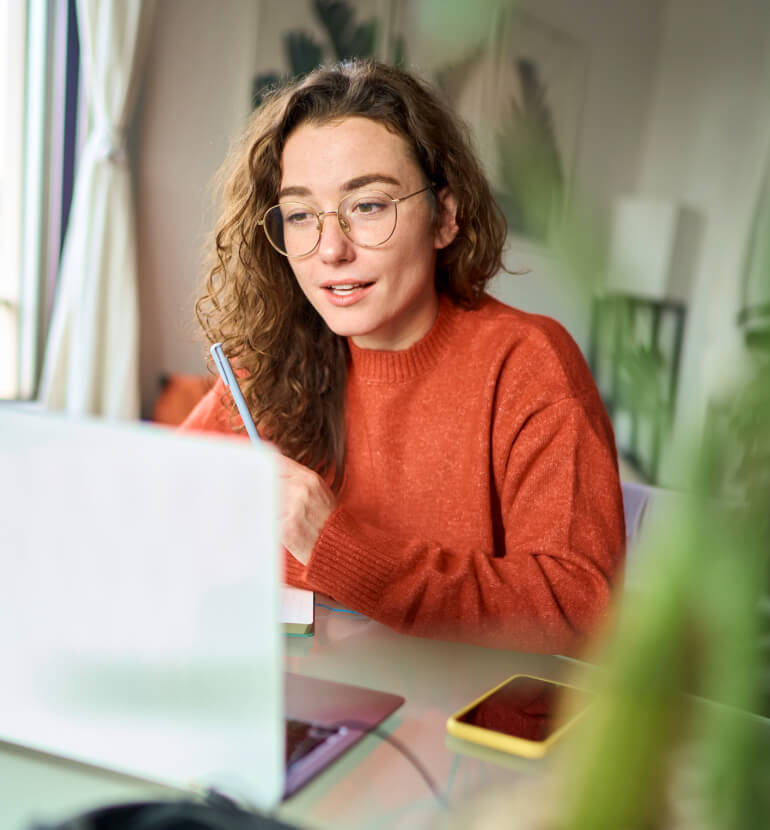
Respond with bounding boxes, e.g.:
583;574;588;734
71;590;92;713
39;0;156;419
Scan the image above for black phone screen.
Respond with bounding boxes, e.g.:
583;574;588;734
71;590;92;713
455;676;592;742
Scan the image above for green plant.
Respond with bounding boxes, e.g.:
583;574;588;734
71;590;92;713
515;142;770;830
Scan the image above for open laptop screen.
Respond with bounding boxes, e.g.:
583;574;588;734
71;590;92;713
0;409;284;808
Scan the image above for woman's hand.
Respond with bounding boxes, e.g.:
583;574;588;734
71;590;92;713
279;455;336;566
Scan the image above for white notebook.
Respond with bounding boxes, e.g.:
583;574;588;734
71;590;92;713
281;586;314;635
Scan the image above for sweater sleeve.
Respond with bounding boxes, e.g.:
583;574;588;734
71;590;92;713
178;378;237;436
300;395;625;655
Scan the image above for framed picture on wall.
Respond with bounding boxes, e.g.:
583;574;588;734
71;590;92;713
395;4;588;243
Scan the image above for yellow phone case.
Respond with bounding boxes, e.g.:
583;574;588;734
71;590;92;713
446;673;592;759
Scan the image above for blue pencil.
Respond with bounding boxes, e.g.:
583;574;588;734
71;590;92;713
210;342;261;446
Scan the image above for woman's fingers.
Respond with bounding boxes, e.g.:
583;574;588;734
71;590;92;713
279;456;336;566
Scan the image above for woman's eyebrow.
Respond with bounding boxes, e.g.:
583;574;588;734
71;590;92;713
278;174;402;200
342;173;401;192
278;185;312;199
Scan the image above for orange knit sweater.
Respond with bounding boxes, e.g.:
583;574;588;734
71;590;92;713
181;295;625;654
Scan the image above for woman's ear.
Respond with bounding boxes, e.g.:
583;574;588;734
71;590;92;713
433;187;459;250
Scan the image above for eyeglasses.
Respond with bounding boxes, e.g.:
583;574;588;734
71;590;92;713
257;184;433;258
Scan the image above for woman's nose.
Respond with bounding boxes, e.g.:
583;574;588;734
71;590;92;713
318;211;354;262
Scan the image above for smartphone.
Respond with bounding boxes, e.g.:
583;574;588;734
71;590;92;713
446;674;594;759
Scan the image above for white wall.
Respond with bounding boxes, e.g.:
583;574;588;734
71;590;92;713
489;0;666;352
633;0;770;478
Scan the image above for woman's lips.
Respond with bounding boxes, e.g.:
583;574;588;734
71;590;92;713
321;281;375;306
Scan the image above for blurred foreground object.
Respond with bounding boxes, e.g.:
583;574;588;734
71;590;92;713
450;359;770;829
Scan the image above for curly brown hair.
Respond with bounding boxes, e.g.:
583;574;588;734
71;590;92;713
195;59;507;489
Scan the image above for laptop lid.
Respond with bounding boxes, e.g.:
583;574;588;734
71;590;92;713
0;408;284;809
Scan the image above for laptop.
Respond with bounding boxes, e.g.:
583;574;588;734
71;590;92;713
0;407;403;809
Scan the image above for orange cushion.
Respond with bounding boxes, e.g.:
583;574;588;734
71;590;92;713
152;373;215;426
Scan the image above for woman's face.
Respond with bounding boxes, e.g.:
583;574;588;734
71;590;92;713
279;117;458;351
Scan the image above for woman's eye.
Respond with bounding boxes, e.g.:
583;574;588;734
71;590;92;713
351;199;386;216
285;210;314;225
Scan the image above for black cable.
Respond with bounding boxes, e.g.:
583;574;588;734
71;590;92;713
311;720;450;810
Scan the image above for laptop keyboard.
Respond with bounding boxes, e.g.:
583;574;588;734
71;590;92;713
285;718;341;769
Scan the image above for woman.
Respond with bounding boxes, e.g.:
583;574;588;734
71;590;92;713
182;59;624;654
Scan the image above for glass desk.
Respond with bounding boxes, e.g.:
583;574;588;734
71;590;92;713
0;600;572;830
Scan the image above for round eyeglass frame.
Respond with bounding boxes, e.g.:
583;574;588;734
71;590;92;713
257;184;434;259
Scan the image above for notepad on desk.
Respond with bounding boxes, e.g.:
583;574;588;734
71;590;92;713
282;585;314;636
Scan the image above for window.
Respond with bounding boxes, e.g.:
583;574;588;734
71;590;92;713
0;1;26;398
0;0;80;401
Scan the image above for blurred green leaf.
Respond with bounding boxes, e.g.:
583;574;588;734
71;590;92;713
252;0;383;112
251;72;283;109
314;0;377;61
285;30;324;76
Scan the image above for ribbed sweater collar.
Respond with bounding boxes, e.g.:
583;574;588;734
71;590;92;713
347;294;459;382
